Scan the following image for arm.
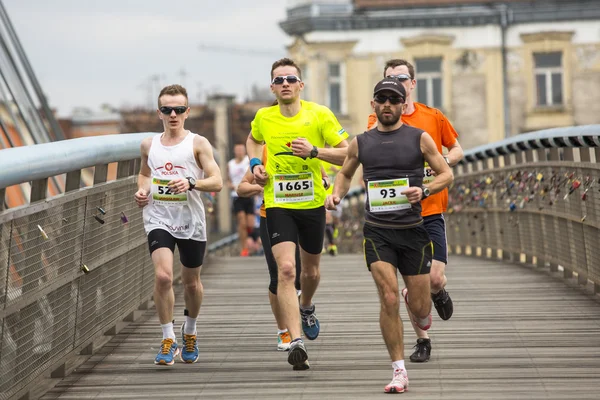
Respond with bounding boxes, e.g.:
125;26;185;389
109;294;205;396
325;138;360;210
444;140;464;167
134;137;152;207
315;140;349;165
402;132;453;204
236;168;263;197
422;132;453;195
246;131;268;185
291;138;349;166
193;136;223;192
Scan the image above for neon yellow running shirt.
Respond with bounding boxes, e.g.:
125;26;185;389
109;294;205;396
251;100;348;209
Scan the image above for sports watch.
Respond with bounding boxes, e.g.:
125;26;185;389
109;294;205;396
421;186;430;199
309;146;319;159
186;176;196;191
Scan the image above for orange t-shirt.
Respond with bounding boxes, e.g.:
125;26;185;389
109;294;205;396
366;102;458;217
259;147;268;218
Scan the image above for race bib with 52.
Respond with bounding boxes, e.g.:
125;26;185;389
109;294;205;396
273;173;314;203
152;178;188;206
368;178;410;212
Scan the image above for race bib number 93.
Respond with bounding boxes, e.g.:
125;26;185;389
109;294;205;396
368;178;410;212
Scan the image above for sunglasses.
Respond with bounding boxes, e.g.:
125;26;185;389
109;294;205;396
386;74;412;81
271;75;301;85
159;106;188;115
374;94;405;105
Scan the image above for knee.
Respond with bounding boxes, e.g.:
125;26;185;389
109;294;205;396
278;260;296;283
430;272;445;291
409;296;431;318
301;265;319;281
155;272;173;290
380;290;400;312
183;278;202;294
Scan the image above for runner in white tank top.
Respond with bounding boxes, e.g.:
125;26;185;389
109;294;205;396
144;131;206;240
134;84;222;366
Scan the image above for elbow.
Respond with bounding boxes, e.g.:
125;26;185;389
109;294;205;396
447;171;454;187
214;178;224;192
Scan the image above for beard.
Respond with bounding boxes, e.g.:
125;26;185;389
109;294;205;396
375;106;401;127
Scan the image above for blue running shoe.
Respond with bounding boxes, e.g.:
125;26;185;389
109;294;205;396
300;305;320;340
180;322;199;363
154;338;179;365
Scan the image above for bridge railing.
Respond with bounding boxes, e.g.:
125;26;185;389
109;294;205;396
0;133;193;400
446;125;600;294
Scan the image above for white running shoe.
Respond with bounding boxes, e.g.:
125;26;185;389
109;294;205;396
384;368;409;393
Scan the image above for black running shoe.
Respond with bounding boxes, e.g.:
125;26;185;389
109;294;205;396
432;288;453;320
409;338;431;363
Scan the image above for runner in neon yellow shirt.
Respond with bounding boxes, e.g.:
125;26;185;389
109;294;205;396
246;58;348;371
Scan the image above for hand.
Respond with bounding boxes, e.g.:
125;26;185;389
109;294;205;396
291;137;313;158
167;178;189;194
325;194;341;210
253;165;269;186
134;188;149;208
403;187;423;204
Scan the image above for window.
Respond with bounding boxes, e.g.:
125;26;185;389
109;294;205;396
534;52;563;106
415;57;442;109
327;62;346;114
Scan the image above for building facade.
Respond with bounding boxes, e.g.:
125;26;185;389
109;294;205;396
280;0;600;149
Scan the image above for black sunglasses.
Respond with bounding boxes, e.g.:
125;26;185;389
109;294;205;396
374;94;405;105
386;74;412;81
159;106;188;115
271;75;301;85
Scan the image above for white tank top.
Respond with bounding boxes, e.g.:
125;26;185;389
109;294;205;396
228;156;249;198
143;132;206;241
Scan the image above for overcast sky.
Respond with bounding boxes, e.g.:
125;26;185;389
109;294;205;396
3;0;293;116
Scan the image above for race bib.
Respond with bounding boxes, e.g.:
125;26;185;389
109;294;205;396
152;178;188;206
423;162;435;184
273;173;314;203
368;178;410;212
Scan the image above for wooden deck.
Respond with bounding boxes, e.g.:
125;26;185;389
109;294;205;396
39;254;600;399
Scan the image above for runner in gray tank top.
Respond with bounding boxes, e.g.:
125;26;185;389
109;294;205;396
325;78;453;394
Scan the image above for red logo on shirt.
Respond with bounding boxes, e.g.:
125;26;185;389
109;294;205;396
165;163;173;171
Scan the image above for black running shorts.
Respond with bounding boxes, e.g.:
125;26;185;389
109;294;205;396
147;229;206;268
232;196;255;215
265;206;326;255
423;214;448;264
363;223;432;276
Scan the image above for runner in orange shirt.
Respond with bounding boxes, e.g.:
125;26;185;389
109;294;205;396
366;59;464;363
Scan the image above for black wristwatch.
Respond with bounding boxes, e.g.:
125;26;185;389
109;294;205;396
309;146;319;159
186;176;196;191
421;186;430;199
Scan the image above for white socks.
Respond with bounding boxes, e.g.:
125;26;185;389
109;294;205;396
392;360;406;372
161;322;176;340
184;316;197;335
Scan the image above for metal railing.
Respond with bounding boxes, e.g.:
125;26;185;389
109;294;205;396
0;133;188;400
446;125;600;294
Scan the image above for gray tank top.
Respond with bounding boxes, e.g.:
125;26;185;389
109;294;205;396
357;125;425;229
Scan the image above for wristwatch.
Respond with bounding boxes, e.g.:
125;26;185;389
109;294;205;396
444;156;450;165
309;146;319;159
186;176;196;191
421;186;430;199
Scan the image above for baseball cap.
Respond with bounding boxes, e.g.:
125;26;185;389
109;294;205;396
373;77;406;100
